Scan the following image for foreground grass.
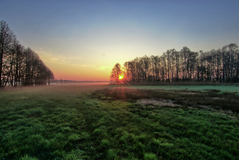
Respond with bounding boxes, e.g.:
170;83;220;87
0;85;239;159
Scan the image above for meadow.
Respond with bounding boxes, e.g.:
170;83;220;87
128;84;239;93
0;84;239;160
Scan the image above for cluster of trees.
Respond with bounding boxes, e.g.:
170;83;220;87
0;20;54;87
111;43;239;83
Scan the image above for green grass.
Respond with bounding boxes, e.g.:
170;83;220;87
0;85;239;159
129;84;239;93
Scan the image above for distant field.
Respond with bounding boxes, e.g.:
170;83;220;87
127;85;239;93
0;84;239;159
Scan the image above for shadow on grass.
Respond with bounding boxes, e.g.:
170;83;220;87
92;88;239;113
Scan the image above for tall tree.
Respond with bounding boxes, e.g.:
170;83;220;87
0;20;13;86
110;63;122;84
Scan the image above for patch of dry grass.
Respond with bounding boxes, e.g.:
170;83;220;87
136;99;179;107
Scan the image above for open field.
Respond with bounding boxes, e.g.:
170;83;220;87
127;85;239;94
0;84;239;159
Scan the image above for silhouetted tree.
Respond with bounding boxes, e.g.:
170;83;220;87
0;20;54;87
110;63;122;84
111;43;239;84
0;20;13;86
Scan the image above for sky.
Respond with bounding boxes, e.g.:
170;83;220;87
1;0;239;81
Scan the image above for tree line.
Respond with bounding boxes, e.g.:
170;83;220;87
0;20;54;87
111;43;239;83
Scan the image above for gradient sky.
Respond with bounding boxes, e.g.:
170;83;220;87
1;0;239;81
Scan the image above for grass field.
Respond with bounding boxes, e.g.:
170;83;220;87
0;84;239;159
129;85;239;93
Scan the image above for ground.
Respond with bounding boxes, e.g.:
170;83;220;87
0;83;239;160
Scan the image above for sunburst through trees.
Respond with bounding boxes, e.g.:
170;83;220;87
111;43;239;83
110;63;126;84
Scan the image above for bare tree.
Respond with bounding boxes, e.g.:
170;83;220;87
0;20;54;87
0;20;13;86
110;63;122;84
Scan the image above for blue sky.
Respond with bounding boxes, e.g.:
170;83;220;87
1;0;239;80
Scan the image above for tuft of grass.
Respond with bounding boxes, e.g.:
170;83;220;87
144;153;158;160
20;155;38;160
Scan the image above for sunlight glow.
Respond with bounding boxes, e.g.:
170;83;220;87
119;75;124;80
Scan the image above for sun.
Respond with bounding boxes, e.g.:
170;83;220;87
119;75;123;80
